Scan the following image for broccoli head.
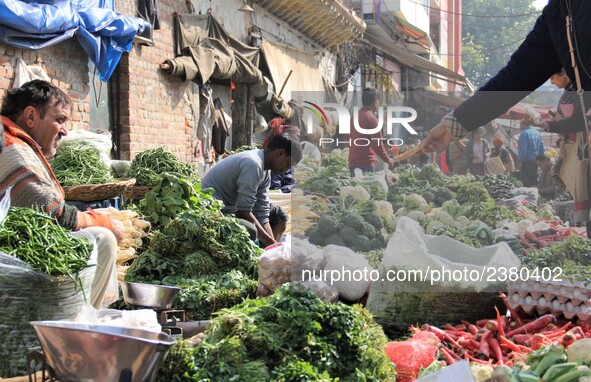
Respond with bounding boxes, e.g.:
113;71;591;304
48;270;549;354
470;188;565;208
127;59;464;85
351;235;372;252
341;213;365;231
317;215;339;235
339;225;358;245
325;234;347;247
362;221;377;239
307;228;325;246
364;214;384;230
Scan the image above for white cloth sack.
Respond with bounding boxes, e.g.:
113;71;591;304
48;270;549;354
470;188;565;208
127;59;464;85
13;57;51;88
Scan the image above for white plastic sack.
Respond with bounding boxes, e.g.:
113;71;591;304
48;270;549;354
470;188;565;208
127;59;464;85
366;217;521;332
258;237;325;292
58;129;113;167
0;192;97;377
301;141;321;162
291;280;339;303
258;243;291;292
379;217;520;291
291;236;325;281
322;244;373;301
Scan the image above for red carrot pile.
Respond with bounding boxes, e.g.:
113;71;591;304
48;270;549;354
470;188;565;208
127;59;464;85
405;292;591;367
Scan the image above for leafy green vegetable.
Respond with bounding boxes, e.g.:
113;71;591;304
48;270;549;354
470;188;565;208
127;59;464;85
455;182;493;205
159;284;396;381
467;204;519;228
126;173;262;319
126;211;260;283
520;236;591;283
139;173;222;227
301;165;354;196
167;271;259;320
156;340;197;382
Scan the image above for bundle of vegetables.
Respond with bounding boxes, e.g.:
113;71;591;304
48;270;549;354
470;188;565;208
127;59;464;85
456;182;494;206
51;143;114;186
163;270;258;321
92;208;151;281
157;284;396;382
127;147;197;186
387;166;431;205
391;195;499;247
461;200;519;229
0;207;95;378
224;144;259;156
387;165;455;207
300;164;354;196
518;235;591;283
127;211;259;282
321;147;349;168
138;173;222;226
415;163;449;187
0;207;92;278
126;174;262;319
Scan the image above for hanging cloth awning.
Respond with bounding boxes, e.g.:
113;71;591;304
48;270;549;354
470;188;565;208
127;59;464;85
261;40;325;102
164;13;265;87
0;0;149;81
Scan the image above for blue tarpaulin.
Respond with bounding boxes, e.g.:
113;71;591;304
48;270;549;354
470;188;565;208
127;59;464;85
0;0;150;81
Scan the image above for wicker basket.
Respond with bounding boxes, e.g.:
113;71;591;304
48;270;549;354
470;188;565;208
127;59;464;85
123;185;154;202
63;178;136;202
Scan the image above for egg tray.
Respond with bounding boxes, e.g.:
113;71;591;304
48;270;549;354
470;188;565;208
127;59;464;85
507;278;591;322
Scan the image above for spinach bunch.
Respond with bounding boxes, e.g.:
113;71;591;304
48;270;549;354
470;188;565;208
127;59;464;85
139;173;222;226
164;284;397;382
126;175;261;319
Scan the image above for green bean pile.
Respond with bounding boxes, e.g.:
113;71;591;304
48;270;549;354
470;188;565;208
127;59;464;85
127;147;198;186
0;207;92;277
52;144;114;186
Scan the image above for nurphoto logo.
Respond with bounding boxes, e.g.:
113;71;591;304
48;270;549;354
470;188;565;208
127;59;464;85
303;101;419;148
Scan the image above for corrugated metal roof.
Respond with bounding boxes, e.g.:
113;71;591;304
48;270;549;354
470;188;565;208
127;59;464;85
252;0;365;48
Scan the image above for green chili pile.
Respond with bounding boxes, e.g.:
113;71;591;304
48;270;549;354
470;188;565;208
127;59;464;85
52;143;114;186
0;207;92;276
127;147;197;186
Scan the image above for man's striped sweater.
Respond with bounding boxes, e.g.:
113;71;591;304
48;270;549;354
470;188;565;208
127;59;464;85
0;116;112;231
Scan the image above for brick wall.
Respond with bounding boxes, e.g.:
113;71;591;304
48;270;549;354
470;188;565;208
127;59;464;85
114;0;202;163
0;1;209;166
0;40;91;132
